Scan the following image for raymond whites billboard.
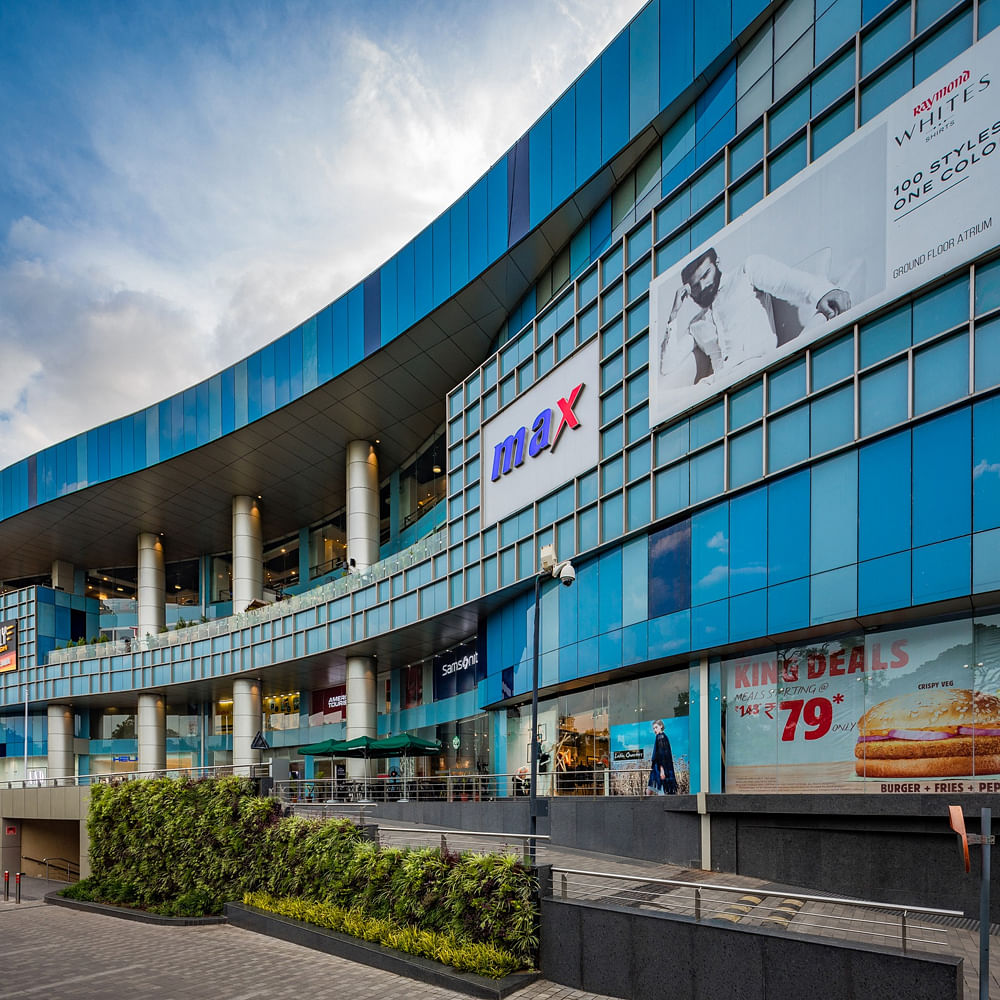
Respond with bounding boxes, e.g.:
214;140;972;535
649;27;1000;426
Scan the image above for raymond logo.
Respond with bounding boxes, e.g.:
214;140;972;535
913;69;971;116
490;383;584;481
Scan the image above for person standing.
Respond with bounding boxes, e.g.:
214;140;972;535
646;719;678;795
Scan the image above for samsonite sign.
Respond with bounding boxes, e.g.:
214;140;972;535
480;339;598;527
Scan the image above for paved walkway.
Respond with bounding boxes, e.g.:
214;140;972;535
0;877;608;1000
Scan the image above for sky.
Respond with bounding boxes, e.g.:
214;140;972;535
0;0;646;470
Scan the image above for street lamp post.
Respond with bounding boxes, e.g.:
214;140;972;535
528;545;575;862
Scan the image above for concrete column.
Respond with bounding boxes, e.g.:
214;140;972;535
346;655;376;779
346;441;379;571
137;533;165;638
51;560;75;593
47;704;74;784
137;692;166;773
232;496;263;613
233;678;262;769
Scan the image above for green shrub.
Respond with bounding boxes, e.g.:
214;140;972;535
71;776;540;966
243;892;527;978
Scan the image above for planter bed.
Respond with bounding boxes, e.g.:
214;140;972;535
46;890;227;926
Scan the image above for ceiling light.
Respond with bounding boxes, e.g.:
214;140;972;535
432;465;442;474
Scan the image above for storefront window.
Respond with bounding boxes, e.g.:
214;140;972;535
264;691;301;731
211;555;232;602
166;704;199;740
399;433;447;529
720;618;1000;794
90;707;136;740
263;537;299;595
308;512;346;578
165;558;199;606
214;699;233;736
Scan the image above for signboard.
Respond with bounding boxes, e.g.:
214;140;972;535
649;28;1000;427
724;616;1000;793
250;731;270;751
432;638;486;702
609;716;689;795
309;685;346;726
480;339;599;527
0;621;17;673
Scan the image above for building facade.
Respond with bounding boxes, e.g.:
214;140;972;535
1;0;1000;807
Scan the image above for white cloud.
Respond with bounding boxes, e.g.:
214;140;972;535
0;0;645;469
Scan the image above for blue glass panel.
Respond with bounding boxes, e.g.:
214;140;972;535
691;158;725;214
630;3;659;138
695;6;733;79
696;109;736;166
730;486;767;596
730;380;763;429
769;359;807;410
729;168;763;218
914;10;972;78
661;0;695;108
692;504;729;605
552;91;576;206
974;395;1000;532
450;195;469;293
576;63;602;186
768;405;810;472
983;0;1000;34
414;228;434;320
691;401;724;448
690;200;725;246
914;331;968;415
768;470;810;584
529;114;552;229
769;86;810;146
598;546;623;634
730;426;763;487
649;519;692;616
655;463;690;517
860;303;910;367
347;284;365;367
812;333;854;389
913;274;969;343
730;588;767;641
273;336;290;410
432;214;451;307
816;0;861;65
691;445;724;502
627;479;651;530
861;3;912;76
259;344;276;415
507;135;530;247
858;550;910;614
812;48;856;113
811;565;858;624
974;528;1000;593
768;135;807;190
859;359;908;436
861;56;913;123
602;33;629;162
975;316;1000;391
811;450;858;572
863;0;895;21
768;577;809;633
859;429;911;559
590;198;613;258
812;97;856;158
662;109;697;196
316;306;333;384
693;597;729;648
912;536;970;603
467;179;488;280
811;384;854;454
913;407;971;546
486;160;507;264
977;256;1000;316
730;123;763;179
648;609;692;658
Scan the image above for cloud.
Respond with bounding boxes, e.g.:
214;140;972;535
0;0;645;470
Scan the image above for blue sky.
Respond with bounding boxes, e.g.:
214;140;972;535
0;0;644;467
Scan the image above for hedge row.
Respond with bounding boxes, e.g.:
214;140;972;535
69;776;538;965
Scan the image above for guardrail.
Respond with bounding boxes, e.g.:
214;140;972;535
377;823;549;861
48;528;447;663
549;867;963;954
0;763;259;790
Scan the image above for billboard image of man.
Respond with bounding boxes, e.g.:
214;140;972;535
658;247;852;389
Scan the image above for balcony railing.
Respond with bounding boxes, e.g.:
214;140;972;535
47;528;447;664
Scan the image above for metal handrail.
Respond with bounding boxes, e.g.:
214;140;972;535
43;856;79;882
378;824;550;842
548;867;963;917
2;762;258;790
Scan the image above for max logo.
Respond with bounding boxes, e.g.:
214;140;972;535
490;383;584;482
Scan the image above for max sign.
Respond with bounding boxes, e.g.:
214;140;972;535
479;339;599;527
490;383;584;481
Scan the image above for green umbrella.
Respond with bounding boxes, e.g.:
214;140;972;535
371;734;442;755
298;738;348;755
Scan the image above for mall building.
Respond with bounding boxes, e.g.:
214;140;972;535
2;0;1000;879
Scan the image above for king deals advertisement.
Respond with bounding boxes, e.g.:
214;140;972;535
725;617;1000;794
649;28;1000;426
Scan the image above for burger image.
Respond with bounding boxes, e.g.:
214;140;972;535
855;688;1000;778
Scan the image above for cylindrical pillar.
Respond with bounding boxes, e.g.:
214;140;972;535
346;656;376;779
137;533;165;638
232;496;263;613
46;704;74;784
233;678;262;769
137;692;166;773
346;441;379;571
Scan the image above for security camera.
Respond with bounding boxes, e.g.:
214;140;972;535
557;562;576;586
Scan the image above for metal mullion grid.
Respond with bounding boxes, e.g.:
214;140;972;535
761;370;771;474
